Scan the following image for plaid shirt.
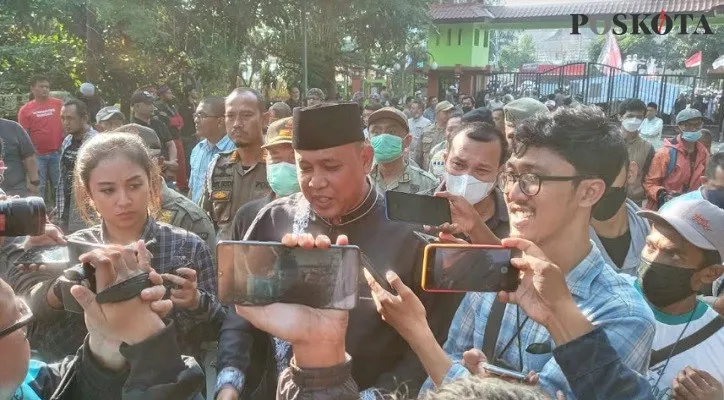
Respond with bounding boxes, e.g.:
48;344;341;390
53;129;96;225
27;217;224;360
421;243;656;399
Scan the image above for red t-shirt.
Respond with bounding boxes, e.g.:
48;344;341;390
17;98;64;155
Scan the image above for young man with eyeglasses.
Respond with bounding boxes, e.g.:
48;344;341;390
417;106;655;398
188;96;235;204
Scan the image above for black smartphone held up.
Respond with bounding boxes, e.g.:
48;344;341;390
216;241;360;310
385;191;452;226
14;245;70;266
422;244;519;293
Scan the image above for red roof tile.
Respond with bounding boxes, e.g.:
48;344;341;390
431;0;724;22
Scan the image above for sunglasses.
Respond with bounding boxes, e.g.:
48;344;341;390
0;298;33;339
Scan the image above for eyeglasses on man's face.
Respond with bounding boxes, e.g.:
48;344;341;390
0;298;33;339
497;171;593;197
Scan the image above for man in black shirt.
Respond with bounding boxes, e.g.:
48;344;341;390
130;90;178;180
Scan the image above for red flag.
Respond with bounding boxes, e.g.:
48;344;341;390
597;32;622;70
685;51;702;68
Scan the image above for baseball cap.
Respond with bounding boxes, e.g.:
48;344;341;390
130;90;154;105
435;100;454;114
675;108;703;125
96;106;125;123
462;107;494;124
368;107;409;131
262;117;294;149
504;98;549;124
80;82;95;97
638;199;724;261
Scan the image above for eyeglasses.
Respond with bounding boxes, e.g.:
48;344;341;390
193;112;222;120
497;171;593;197
0;298;33;339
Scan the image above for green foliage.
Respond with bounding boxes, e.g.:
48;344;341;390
498;34;536;71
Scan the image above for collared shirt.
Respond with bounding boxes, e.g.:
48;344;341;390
54;128;97;229
423;243;656;399
407;116;432;139
27;217;223;360
639;117;664;142
159;181;217;258
369;161;438;195
411;124;446;171
189;135;235;203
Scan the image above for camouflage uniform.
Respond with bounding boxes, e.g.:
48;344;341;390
370;161;438;195
159;182;217;258
201;150;271;241
410;124;445;171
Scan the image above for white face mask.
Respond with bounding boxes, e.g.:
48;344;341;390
621;117;643;133
445;172;495;205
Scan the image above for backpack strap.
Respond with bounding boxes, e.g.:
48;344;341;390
649;316;724;367
483;299;507;366
665;147;678;178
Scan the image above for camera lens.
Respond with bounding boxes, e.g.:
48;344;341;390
0;196;46;236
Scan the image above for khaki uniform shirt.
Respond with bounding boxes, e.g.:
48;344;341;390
410;124;445;171
370;162;438;195
202;150;271;241
160;182;217;258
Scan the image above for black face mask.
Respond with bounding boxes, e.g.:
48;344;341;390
638;258;696;308
704;188;724;209
592;186;628;221
462;106;473;113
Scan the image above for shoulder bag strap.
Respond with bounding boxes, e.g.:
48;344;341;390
483;298;507;366
649;316;724;367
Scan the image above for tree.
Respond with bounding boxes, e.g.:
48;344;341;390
498;34;536;71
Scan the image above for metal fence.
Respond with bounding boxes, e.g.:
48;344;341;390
486;63;724;129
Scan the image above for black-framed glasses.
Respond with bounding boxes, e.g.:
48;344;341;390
193;112;223;120
0;298;33;339
497;171;592;197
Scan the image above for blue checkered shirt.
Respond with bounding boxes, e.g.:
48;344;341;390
27;217;224;360
421;243;656;399
53;129;97;223
189;135;235;204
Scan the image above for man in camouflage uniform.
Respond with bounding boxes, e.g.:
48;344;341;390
201;88;270;241
368;107;437;195
158;180;217;257
410;100;453;171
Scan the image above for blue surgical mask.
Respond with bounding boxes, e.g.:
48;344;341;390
266;162;300;197
681;130;703;142
370;133;404;164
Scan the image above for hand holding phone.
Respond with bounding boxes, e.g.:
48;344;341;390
385;191;451;226
422;244;519;293
161;268;200;310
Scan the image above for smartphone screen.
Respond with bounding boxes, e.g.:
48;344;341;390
15;245;70;266
423;246;519;292
216;241;360;310
385;191;451;226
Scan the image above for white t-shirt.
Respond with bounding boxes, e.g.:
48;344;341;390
646;302;724;399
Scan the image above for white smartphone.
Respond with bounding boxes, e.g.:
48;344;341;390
482;363;527;381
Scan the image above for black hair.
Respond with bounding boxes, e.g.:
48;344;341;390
63;98;89;120
461;95;475;106
405;96;414;104
703;249;722;269
227;87;266;114
647;102;658;110
364;103;384;112
491;108;504;115
563;96;573;106
514;105;627;188
618;98;647;116
455;122;508;166
705;153;724;179
29;74;49;87
462;108;493;124
200;96;226;116
427;96;437;102
547;94;555;100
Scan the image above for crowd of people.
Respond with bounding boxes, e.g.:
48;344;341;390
0;74;723;400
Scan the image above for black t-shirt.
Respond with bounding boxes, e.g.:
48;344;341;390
598;229;632;269
131;116;173;158
61;137;84;223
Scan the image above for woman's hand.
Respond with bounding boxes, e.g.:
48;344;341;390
162;267;201;311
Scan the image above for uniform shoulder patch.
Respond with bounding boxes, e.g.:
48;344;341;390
159;209;176;224
212;190;231;201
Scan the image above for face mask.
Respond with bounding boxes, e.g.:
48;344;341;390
445;172;495;205
266;162;300;197
621;118;642;132
462;106;473;113
592;186;627;221
370;134;403;164
704;188;724;209
681;130;702;142
638;258;696;308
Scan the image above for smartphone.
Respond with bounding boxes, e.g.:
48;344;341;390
14;245;70;266
216;241;360;310
421;244;519;293
482;363;527;381
413;231;439;244
385;191;451;226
